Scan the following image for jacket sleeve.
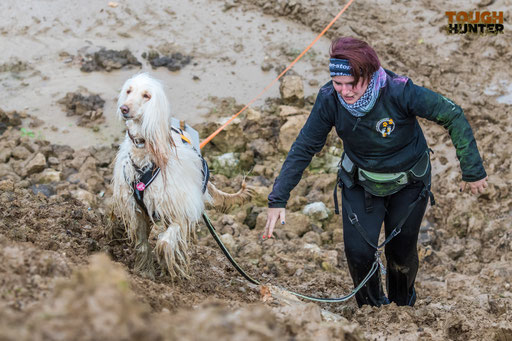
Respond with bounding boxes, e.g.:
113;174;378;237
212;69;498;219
402;80;487;182
268;93;335;208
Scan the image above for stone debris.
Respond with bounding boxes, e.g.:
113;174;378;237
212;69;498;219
80;48;142;72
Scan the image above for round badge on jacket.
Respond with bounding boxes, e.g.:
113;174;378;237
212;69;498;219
376;118;395;137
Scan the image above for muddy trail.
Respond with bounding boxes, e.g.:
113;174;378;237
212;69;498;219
1;0;512;340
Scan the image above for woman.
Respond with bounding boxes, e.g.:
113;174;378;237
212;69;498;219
264;37;488;307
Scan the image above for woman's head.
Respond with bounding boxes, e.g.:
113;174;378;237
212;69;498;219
329;37;381;85
329;37;381;104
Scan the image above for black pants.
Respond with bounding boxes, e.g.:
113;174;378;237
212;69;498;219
341;180;429;307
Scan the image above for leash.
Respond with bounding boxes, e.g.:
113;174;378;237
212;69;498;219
199;0;356;150
202;212;379;303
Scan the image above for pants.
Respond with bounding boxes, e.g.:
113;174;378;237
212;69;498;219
341;179;429;307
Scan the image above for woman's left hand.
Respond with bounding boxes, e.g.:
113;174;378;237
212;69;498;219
460;176;488;195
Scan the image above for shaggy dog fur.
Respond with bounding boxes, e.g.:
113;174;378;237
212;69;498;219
110;73;251;279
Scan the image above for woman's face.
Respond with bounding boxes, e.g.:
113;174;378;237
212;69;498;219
332;75;369;104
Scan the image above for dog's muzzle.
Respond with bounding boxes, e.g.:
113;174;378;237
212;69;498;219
120;105;131;119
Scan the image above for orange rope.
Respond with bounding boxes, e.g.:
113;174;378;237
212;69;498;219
200;0;356;149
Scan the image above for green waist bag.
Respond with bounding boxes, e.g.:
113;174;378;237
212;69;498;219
357;150;431;197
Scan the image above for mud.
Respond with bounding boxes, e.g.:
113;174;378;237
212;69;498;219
58;92;106;127
80;48;142;73
144;51;193;71
1;0;511;340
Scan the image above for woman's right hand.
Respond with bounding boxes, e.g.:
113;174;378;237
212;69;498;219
263;207;286;239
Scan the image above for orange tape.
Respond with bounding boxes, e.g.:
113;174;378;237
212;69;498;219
200;0;356;149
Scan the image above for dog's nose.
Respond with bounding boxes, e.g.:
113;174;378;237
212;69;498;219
120;105;130;118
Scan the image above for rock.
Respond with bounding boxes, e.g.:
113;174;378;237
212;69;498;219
303;202;331;221
211;152;240;178
322;250;338;269
17;179;30;188
93;146;116;167
309;152;339;174
261;61;273;72
303;243;322;256
0;163;15;179
11;145;31;160
220;233;236;253
70;149;92;170
58;92;105;127
238;242;263;258
19;137;37;153
239;150;255;170
243;210;259;230
147;52;192;71
445;238;465;260
278;105;308;117
278;114;308;152
333;228;343;243
248;185;271;207
80;48;142;72
53;144;75;161
245;107;262;121
321;261;334;272
0;148;11;163
31;184;56;197
279;75;304;107
48;156;60;166
34;168;62;184
320;231;332;244
204;119;246;153
86;174;105;193
71;189;96;206
25;153;47;176
0;179;14;192
302;231;321;245
79;156;98;172
255;210;311;238
248;138;276;159
0;109;22;135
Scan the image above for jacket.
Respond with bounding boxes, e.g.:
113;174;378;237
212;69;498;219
268;69;487;208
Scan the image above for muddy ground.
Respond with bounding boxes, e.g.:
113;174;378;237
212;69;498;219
1;0;511;340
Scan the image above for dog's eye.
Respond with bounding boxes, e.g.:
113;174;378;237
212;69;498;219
143;93;151;100
126;89;131;94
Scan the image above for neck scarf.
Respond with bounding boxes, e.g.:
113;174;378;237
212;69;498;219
336;67;387;117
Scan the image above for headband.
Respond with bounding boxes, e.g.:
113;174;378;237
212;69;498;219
329;58;352;77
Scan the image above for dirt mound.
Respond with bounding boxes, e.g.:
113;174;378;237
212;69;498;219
0;109;22;136
58;92;106;127
143;51;193;71
80;48;142;72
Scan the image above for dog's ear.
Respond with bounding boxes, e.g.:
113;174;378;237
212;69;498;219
141;82;174;171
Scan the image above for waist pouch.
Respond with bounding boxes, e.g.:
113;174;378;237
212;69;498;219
338;150;431;197
337;152;357;189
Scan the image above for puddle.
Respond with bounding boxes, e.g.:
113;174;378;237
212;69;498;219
497;83;512;105
0;0;331;148
484;82;512;105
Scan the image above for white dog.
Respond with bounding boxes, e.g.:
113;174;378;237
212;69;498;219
110;73;251;279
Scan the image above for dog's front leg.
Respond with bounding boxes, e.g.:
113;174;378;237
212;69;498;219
133;212;155;279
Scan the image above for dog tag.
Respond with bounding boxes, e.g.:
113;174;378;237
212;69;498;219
136;182;146;191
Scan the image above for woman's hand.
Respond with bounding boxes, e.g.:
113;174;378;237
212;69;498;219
263;207;286;239
460;176;488;195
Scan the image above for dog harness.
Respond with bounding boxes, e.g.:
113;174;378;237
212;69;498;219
130;126;210;216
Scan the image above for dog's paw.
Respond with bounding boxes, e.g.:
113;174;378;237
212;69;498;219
155;225;191;279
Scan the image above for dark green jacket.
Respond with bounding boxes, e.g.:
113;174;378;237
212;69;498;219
268;69;486;208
